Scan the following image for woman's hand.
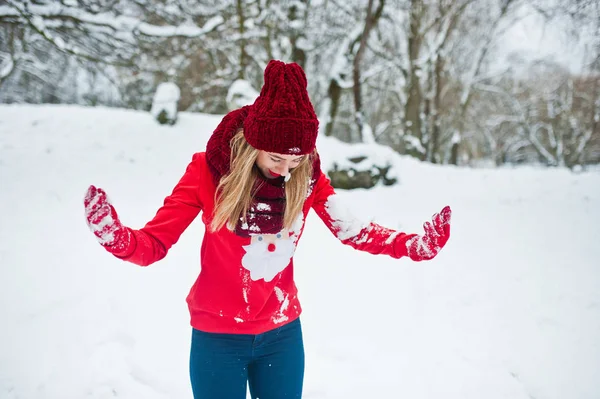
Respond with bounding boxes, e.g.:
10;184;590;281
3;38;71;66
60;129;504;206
406;206;452;261
84;185;131;254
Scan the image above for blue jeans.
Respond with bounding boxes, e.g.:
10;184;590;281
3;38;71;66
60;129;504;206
189;318;305;399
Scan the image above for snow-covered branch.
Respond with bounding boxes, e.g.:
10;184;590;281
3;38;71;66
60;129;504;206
460;0;519;110
0;52;15;82
1;0;224;71
1;3;224;39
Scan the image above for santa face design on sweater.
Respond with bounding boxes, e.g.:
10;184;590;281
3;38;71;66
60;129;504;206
241;229;296;282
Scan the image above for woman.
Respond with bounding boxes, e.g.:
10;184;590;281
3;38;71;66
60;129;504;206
84;60;452;399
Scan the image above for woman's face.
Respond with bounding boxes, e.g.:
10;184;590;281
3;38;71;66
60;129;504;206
255;151;304;179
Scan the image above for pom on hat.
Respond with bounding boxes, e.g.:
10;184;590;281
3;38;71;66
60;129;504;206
243;60;319;155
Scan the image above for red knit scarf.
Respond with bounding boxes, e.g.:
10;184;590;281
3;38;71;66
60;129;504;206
205;107;321;237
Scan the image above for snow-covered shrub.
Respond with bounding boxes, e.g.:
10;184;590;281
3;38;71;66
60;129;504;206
318;136;400;189
328;156;397;189
150;83;180;125
226;79;259;111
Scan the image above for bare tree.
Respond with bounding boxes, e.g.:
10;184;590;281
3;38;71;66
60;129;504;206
474;61;600;167
1;0;598;169
353;0;386;143
0;0;224;67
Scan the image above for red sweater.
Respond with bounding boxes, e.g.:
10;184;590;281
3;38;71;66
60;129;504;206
114;152;415;334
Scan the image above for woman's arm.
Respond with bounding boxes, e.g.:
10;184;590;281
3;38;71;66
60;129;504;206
310;171;451;261
84;153;205;266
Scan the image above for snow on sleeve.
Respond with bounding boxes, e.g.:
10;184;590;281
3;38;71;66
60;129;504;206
311;174;404;258
324;195;370;240
317;194;405;258
384;231;401;245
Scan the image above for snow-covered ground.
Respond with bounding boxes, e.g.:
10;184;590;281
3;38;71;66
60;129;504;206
1;104;599;399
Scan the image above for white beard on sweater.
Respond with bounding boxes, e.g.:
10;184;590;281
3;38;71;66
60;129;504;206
241;234;296;282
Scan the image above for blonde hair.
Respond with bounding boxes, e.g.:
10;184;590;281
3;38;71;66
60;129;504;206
210;130;314;232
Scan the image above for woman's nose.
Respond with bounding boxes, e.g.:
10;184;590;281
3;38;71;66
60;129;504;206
277;164;290;175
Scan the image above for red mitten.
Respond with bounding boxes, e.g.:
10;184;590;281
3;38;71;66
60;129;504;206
84;185;132;256
405;206;452;261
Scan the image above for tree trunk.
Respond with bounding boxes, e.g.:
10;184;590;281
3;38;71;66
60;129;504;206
325;78;342;137
449;136;460;165
236;0;248;79
451;0;516;165
289;0;308;68
404;0;424;159
353;0;385;142
423;59;432;161
429;0;469;163
0;26;17;89
430;53;444;163
263;0;274;61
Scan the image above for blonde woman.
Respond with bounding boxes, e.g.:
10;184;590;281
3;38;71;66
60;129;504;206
84;60;452;399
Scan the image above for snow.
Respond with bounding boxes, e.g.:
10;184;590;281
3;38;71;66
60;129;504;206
254;203;271;212
451;130;461;144
226;79;259;110
272;287;290;325
324;195;370;241
274;287;285;303
404;134;426;154
405;234;434;259
384;231;401;245
135;16;224;38
360;119;375;144
1;104;599;399
0;55;14;79
150;82;180;122
328;25;363;89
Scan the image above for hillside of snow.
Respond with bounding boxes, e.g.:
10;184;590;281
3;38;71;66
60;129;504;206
1;104;599;399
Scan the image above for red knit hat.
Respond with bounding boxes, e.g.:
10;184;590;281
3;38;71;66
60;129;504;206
243;60;319;155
